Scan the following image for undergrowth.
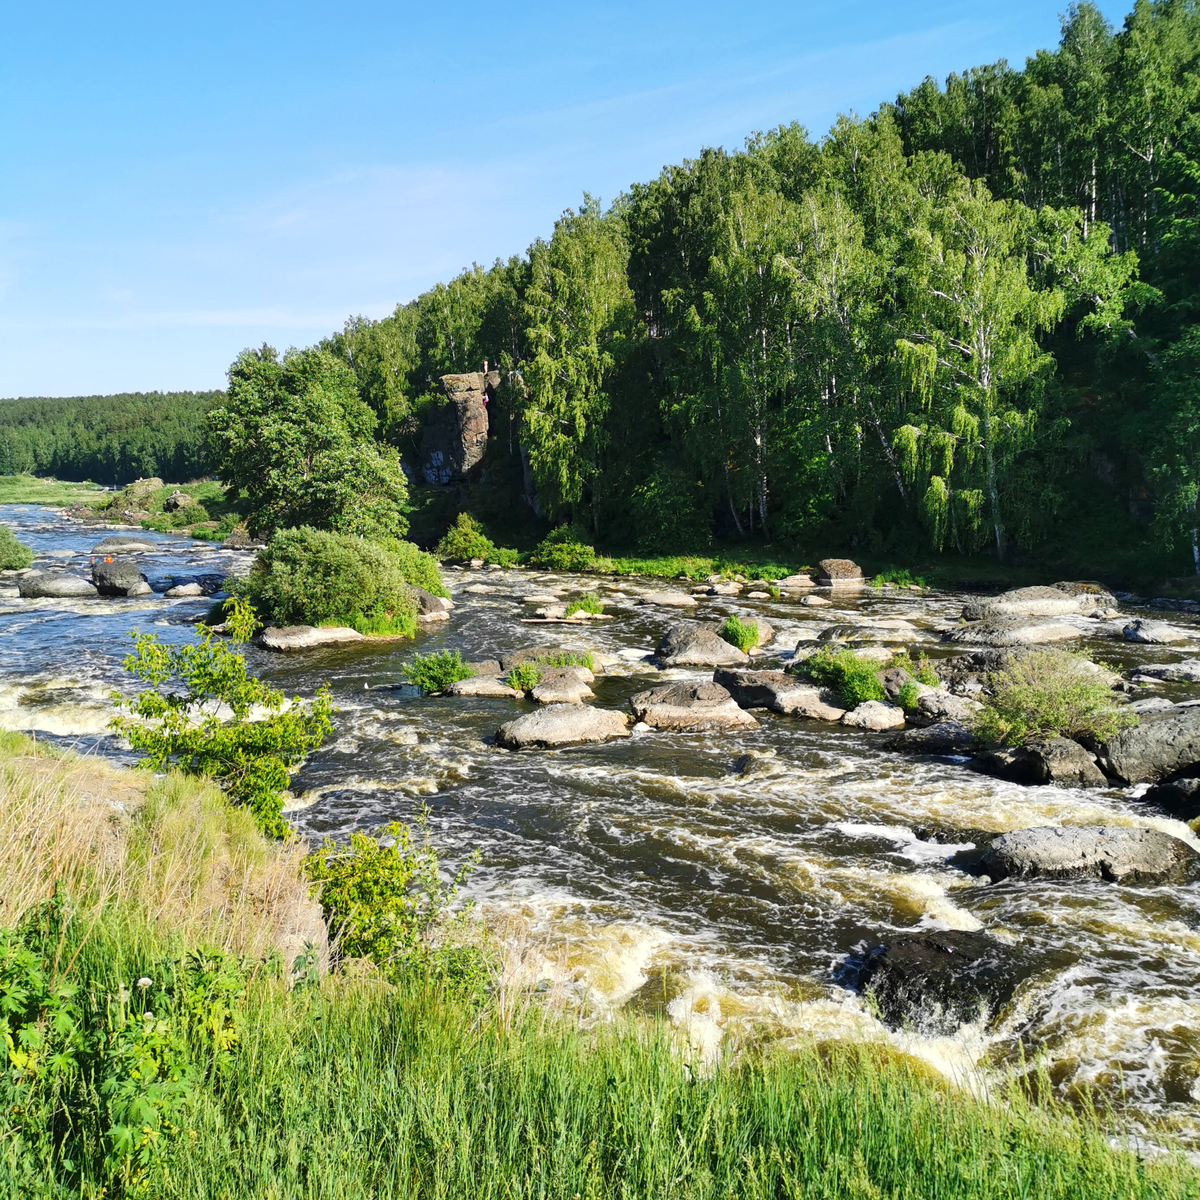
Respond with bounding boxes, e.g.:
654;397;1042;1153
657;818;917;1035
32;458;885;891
505;663;541;692
797;647;886;708
402;650;474;694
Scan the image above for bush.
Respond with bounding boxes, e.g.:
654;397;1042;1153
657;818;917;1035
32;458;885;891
896;679;923;712
887;650;940;687
973;648;1136;746
403;650;474;694
530;525;595;572
505;663;541;692
798;647;886;708
719;614;760;652
0;524;33;570
565;592;603;617
376;537;449;597
436;513;518;568
110;598;335;837
240;526;418;636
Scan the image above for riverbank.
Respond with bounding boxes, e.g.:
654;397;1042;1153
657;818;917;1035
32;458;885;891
3;731;1197;1198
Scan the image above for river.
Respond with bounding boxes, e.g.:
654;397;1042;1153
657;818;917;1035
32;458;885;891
4;502;1200;1149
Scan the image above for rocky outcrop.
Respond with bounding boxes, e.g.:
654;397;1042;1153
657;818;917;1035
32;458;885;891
1098;707;1200;784
259;625;366;651
884;721;980;756
91;536;158;555
856;930;1019;1030
970;738;1105;787
656;624;748;668
1122;618;1190;645
943;619;1082;647
961;584;1115;622
629;681;758;731
221;525;266;550
712;668;846;720
18;570;99;599
420;370;497;484
495;704;631;750
817;558;863;587
92;559;148;597
981;824;1199;884
530;666;595;705
1141;775;1200;823
1132;660;1200;683
841;701;905;731
446;675;524;699
910;689;982;726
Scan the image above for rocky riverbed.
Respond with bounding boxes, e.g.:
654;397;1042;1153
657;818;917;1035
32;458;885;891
5;502;1200;1149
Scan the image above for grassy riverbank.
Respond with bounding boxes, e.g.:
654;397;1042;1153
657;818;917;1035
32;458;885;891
3;734;1199;1198
0;474;107;507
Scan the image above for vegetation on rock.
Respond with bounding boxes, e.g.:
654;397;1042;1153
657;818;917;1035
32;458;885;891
436;512;518;567
798;648;887;708
719;614;760;652
564;592;603;617
0;524;34;570
402;650;474;694
530;525;596;571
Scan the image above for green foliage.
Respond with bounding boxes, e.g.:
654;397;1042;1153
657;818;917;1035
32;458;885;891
207;345;408;540
435;512;518;567
719;614;760;652
530;524;596;571
374;536;449;597
629;457;712;553
888;649;941;687
403;650;474;694
896;679;924;712
0;523;34;569
239;526;419;636
304;814;481;986
871;567;926;587
973;648;1137;747
111;598;335;837
564;592;603;617
505;663;541;692
798;647;887;708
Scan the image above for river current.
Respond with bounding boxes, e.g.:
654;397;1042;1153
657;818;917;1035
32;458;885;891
5;502;1200;1147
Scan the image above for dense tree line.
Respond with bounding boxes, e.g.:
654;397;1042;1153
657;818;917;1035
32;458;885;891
0;391;218;485
313;1;1198;570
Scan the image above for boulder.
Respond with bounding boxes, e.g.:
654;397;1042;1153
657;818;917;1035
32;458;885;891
856;931;1019;1030
960;584;1115;622
221;525;265;550
464;658;502;676
776;573;815;590
420;370;497;484
530;666;595;705
656;624;749;668
1128;697;1178;716
817;558;863;587
878;666;916;699
446;676;524;699
165;582;204;598
1141;775;1200;823
92;559;147;596
841;701;905;731
411;586;453;615
125;581;153;597
91;536;158;555
942;619;1082;647
731;749;779;777
911;689;981;726
799;595;831;607
639;591;699;609
709;581;742;596
162;490;190;512
883;721;980;756
712;668;846;720
629;681;758;731
17;571;99;599
260;625;366;652
463;583;493;594
981;824;1199;884
495;704;631;750
1123;618;1190;645
1099;707;1200;784
1132;660;1200;683
970;738;1105;787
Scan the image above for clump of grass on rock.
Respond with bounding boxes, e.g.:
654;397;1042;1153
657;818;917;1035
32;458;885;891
0;523;34;570
719;614;759;652
505;662;541;692
403;650;474;694
973;647;1136;746
797;647;886;708
565;592;603;618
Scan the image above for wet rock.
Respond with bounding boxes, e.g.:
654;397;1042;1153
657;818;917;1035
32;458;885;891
712;668;846;720
656;624;748;668
799;595;831;607
495;704;631;750
1099;707;1200;784
17;570;99;599
1141;775;1200;823
465;658;502;676
125;581;153;597
463;583;493;594
420;370;497;484
446;676;524;699
259;625;365;651
911;689;981;726
731;749;779;777
1123;618;1189;645
91;536;158;555
981;824;1199;884
970;738;1105;787
629;681;758;731
1132;660;1200;684
841;700;905;731
709;581;742;596
961;584;1115;622
412;586;453;615
220;525;265;550
776;573;815;590
857;930;1019;1030
943;619;1082;647
817;558;863;587
884;721;980;756
164;581;203;598
639;590;698;609
92;559;147;597
530;666;595;705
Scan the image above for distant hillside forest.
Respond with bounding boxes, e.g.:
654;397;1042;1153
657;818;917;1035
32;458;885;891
9;2;1200;575
0;392;218;485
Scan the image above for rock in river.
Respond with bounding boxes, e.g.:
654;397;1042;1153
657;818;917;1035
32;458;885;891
1141;775;1200;823
960;583;1114;622
91;536;158;555
857;930;1020;1030
713;667;847;721
943;619;1082;647
981;824;1199;884
629;681;758;731
656;624;749;668
530;666;595;705
260;625;365;651
18;570;99;599
884;720;980;756
639;590;698;609
165;581;204;597
970;738;1106;787
446;676;524;699
92;559;148;597
817;558;863;587
1099;706;1200;784
495;704;631;750
840;700;905;731
1122;618;1190;645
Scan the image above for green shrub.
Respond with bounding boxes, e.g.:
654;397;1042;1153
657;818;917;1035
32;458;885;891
0;524;34;570
973;648;1136;747
798;647;886;708
628;458;712;554
719;614;759;652
530;525;595;572
403;650;474;694
505;663;541;692
564;592;603;618
887;650;940;687
111;598;335;837
376;537;449;597
896;679;923;712
191;512;241;542
240;526;418;636
537;650;594;671
871;567;927;588
435;513;518;567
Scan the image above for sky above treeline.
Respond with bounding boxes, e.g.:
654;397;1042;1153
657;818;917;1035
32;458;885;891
1;0;1130;398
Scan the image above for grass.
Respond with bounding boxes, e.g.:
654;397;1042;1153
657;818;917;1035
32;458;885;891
720;613;760;652
870;566;928;587
0;473;107;506
505;662;541;692
402;650;474;694
564;591;603;617
340;609;419;638
796;647;886;708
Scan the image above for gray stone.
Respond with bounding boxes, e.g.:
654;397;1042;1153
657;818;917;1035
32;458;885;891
17;570;99;599
446;676;524;699
799;595;831;607
961;584;1115;622
162;490;190;512
709;581;742;595
776;573;815;590
411;585;453;615
970;738;1105;787
943;619;1082;647
1128;697;1178;716
125;580;153;597
165;582;203;599
465;658;502;676
817;558;863;586
712;668;845;720
731;749;780;777
629;681;758;731
420;370;497;484
1123;618;1190;645
221;525;265;550
884;721;980;756
656;624;749;668
260;625;365;651
1132;660;1200;683
1141;775;1200;823
91;536;158;555
495;704;631;750
841;700;905;731
1099;707;1200;784
92;559;147;596
981;824;1199;884
640;590;699;609
530;666;595;705
912;689;982;725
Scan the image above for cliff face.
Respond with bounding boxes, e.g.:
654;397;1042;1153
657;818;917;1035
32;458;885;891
420;371;499;484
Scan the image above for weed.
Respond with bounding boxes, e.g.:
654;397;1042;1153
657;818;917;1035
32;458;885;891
564;592;603;618
797;647;886;708
719;614;760;652
505;663;541;692
403;650;474;694
896;679;923;712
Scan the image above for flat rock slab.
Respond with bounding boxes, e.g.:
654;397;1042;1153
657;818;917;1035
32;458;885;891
260;625;365;651
18;571;99;599
961;584;1115;622
629;681;758;731
1123;618;1190;645
446;676;523;699
884;720;979;756
531;667;595;705
656;625;749;668
841;700;905;731
639;591;698;609
1100;706;1200;783
1133;660;1200;683
776;574;815;590
495;704;631;750
91;537;158;554
970;738;1105;787
712;668;846;720
981;824;1199;884
943;619;1082;647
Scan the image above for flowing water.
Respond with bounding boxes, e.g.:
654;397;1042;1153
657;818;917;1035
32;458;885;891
5;502;1200;1146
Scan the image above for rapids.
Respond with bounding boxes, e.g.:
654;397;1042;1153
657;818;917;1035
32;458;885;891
4;501;1200;1146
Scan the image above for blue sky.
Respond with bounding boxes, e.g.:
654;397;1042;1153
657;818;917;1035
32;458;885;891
0;0;1129;397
